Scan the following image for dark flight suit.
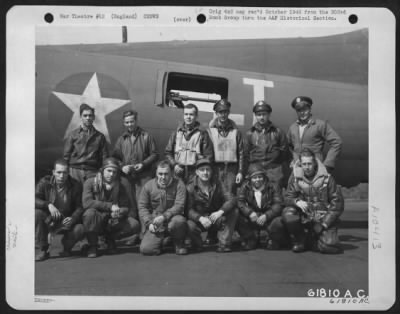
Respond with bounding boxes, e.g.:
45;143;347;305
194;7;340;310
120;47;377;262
113;126;159;234
82;174;140;251
246;122;288;187
237;179;288;249
186;176;238;249
64;126;108;183
35;175;85;253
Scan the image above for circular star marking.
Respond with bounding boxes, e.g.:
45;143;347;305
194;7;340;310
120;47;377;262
52;72;131;143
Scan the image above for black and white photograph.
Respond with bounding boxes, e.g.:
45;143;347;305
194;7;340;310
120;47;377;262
5;6;396;311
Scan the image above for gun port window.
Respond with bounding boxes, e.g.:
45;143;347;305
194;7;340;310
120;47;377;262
165;72;229;111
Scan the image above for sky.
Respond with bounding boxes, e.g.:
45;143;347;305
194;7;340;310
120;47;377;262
36;25;364;45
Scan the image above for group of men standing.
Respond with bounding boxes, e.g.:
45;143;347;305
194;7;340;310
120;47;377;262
35;96;344;261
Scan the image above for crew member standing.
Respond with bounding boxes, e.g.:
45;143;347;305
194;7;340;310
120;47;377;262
63;103;108;183
113;110;159;240
165;103;214;183
208;99;245;194
287;96;342;173
246;101;287;187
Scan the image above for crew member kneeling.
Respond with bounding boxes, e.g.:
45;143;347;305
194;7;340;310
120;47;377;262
282;149;344;253
186;158;238;253
138;160;188;255
35;159;85;261
82;157;140;258
236;163;288;250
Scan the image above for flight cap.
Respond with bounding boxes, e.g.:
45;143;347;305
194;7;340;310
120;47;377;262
213;99;231;112
247;163;266;178
195;158;212;169
291;96;313;110
102;157;121;171
253;100;272;113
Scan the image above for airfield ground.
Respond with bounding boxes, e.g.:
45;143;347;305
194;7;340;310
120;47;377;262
35;200;368;297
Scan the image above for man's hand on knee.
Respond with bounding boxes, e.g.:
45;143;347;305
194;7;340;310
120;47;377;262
48;204;62;221
256;214;266;226
62;217;72;230
149;224;157;233
209;210;224;224
153;215;165;228
199;216;212;229
249;212;258;223
295;200;309;213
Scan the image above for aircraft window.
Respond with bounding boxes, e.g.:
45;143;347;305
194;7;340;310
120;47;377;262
165;72;228;111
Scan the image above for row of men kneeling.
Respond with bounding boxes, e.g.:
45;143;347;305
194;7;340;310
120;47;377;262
35;148;344;261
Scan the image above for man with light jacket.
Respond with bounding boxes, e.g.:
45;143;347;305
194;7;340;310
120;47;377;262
138;160;188;255
287;96;342;173
165;103;213;183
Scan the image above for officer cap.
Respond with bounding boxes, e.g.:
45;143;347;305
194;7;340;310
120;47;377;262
195;158;212;169
291;96;313;110
213;99;231;112
253;100;272;113
247;163;266;179
80;103;95;115
102;157;121;171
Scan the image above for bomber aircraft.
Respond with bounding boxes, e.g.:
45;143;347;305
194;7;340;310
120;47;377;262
34;28;369;299
36;28;368;187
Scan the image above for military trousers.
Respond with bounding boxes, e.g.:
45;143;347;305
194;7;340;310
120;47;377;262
140;215;188;255
187;208;239;248
214;163;239;195
125;173;153;236
69;167;97;185
82;208;140;247
282;206;341;254
35;209;85;251
236;213;289;246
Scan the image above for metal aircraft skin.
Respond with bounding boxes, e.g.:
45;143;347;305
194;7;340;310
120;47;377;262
35;29;368;187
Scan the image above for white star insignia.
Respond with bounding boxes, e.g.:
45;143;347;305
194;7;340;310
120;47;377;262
52;72;130;143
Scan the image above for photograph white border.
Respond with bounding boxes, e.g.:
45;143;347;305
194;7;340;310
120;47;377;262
6;6;396;310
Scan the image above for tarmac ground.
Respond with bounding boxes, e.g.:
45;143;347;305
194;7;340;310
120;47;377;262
35;200;368;297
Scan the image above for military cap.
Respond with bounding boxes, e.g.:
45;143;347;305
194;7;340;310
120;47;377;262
291;96;313;110
195;158;212;169
79;103;95;115
213;99;231;112
253;100;272;113
247;163;266;178
101;157;121;170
